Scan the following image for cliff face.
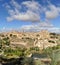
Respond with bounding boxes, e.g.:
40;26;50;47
0;30;60;49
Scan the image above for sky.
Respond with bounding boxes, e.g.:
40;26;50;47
0;0;60;33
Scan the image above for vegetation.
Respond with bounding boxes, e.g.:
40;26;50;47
0;31;60;65
43;45;60;65
48;40;55;43
36;34;40;37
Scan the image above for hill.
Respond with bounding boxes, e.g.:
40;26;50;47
0;30;60;49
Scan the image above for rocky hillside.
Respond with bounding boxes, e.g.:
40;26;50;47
0;30;60;49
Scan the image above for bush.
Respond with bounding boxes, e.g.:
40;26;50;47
48;40;55;43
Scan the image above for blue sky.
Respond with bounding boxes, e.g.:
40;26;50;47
0;0;60;32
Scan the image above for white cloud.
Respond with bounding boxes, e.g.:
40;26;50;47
6;0;41;22
20;25;34;30
20;22;54;31
49;27;60;33
7;10;40;22
2;27;6;30
22;1;41;13
4;0;60;33
20;22;60;33
11;0;21;10
5;0;60;22
45;4;60;19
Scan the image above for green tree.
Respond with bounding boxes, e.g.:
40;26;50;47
51;49;60;65
2;37;10;46
0;39;2;49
